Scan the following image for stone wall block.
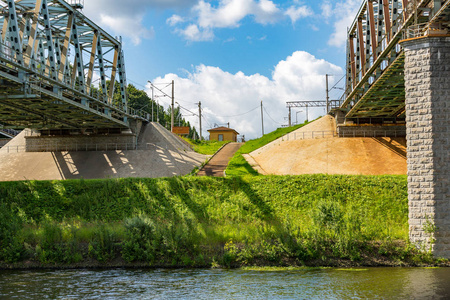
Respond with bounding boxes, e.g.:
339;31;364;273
403;36;450;258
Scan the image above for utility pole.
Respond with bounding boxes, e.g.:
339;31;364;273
261;100;264;136
288;106;292;127
171;80;175;132
306;104;309;122
151;85;154;122
157;97;159;123
198;101;202;140
326;74;330;114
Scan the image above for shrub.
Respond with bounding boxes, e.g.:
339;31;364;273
0;203;24;263
122;215;158;262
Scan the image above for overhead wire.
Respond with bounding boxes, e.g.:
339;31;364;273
200;108;213;128
263;107;283;125
213;105;260;118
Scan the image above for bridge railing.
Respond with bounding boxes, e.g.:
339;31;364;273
405;22;449;39
0;128;20;137
1;141;172;152
0;139;10;148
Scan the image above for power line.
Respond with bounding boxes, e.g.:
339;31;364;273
214;105;260;118
200;108;213;128
178;104;198;117
263;107;282;125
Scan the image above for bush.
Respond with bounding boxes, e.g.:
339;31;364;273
122;215;158;262
88;223;119;262
0;203;24;263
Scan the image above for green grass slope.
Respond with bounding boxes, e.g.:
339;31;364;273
183;138;229;155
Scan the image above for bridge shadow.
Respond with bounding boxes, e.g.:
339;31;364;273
51;147;204;180
371;137;407;159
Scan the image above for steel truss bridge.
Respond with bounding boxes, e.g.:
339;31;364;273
341;0;450;121
0;0;148;131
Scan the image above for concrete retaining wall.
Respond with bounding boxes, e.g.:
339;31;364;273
402;36;450;258
337;124;406;137
25;134;136;152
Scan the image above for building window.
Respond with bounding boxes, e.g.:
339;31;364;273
218;134;224;141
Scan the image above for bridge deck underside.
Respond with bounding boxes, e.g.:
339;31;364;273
347;53;406;119
0;63;128;129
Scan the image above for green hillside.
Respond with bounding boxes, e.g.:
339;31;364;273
2;174;441;268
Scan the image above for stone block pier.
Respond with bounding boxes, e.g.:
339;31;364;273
401;36;450;258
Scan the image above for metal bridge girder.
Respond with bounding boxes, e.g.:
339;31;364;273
41;0;58;79
71;15;86;94
0;0;146;130
24;0;42;67
342;0;450;120
118;48;128;111
7;0;24;66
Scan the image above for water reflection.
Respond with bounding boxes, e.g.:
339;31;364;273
1;268;449;299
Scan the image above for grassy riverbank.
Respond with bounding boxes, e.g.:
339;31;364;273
0;175;447;269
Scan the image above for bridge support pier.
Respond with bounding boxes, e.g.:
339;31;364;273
402;36;450;258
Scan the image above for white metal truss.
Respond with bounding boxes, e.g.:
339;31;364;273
0;0;147;130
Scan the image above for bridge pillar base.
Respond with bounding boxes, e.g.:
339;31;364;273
402;36;450;258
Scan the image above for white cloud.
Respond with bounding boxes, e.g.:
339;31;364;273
169;0;312;42
321;1;333;18
82;0;195;45
195;0;254;29
167;15;185;26
324;0;361;48
100;14;154;45
176;24;214;42
253;0;283;24
148;51;342;139
285;5;313;24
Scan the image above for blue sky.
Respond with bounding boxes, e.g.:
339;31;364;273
83;0;360;139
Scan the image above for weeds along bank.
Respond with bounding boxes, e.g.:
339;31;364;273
0;175;444;268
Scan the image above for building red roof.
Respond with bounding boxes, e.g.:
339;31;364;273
207;127;239;134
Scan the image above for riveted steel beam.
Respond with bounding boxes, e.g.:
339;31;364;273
7;0;24;66
0;0;148;130
85;30;98;94
368;0;377;61
108;46;118;101
341;0;449;119
41;0;58;80
117;47;128;111
24;0;42;67
71;16;85;94
58;11;72;81
383;0;392;42
358;19;366;75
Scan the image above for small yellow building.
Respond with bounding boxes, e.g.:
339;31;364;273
208;127;239;142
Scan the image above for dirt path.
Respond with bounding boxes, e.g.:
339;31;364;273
197;142;242;177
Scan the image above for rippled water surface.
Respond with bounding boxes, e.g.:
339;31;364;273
1;267;450;299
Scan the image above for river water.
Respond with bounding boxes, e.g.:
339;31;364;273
1;267;449;299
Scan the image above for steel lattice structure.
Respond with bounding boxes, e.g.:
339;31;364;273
0;0;148;130
342;0;450;120
286;100;342;109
